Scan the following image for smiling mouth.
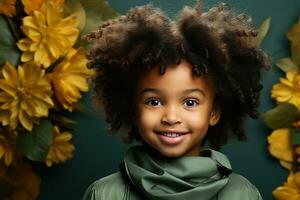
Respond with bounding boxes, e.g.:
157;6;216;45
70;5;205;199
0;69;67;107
155;131;188;138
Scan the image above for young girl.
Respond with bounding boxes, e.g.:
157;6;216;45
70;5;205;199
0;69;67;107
83;2;269;199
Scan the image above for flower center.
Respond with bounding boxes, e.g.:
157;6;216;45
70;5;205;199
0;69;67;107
17;86;30;99
40;25;52;43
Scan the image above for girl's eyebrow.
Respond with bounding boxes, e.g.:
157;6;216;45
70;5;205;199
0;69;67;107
182;88;205;96
139;88;205;96
139;88;162;96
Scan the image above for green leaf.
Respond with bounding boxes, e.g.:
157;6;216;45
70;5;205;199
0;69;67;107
79;0;119;36
276;57;298;72
16;119;53;162
0;16;20;66
291;127;300;145
261;103;300;129
254;17;271;48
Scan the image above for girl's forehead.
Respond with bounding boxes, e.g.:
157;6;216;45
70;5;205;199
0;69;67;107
136;59;214;95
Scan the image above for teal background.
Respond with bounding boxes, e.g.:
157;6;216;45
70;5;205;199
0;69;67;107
37;1;300;200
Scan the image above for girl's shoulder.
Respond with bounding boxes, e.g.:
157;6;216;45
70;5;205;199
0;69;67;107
218;173;263;200
82;172;126;200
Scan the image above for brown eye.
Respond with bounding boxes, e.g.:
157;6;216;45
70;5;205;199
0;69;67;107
184;99;199;108
145;98;162;107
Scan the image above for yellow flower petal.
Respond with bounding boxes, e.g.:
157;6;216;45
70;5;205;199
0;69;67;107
0;129;17;166
271;69;300;109
44;0;63;26
19;110;33;131
0;80;17;96
286;69;298;82
66;75;89;91
279;160;293;170
56;132;72;142
2;62;19;86
268;129;293;162
21;51;35;62
273;173;300;200
0;0;16;17
17;38;31;51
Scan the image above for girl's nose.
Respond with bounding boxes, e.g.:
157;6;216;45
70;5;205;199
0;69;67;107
161;105;182;125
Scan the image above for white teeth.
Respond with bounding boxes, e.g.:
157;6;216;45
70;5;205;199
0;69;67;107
161;132;180;138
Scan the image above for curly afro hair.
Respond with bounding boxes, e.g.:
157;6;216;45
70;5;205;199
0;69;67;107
85;2;270;150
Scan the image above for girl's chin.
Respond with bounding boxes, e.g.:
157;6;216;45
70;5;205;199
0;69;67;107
156;146;189;157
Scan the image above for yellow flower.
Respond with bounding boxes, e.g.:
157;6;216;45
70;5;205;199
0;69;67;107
268;129;293;170
0;62;54;131
287;20;300;66
0;162;41;200
0;129;17;166
273;172;300;200
49;48;95;111
22;0;64;14
45;126;75;167
17;1;79;68
0;0;16;17
271;69;300;109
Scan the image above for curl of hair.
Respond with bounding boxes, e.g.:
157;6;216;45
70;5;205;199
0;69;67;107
86;2;270;150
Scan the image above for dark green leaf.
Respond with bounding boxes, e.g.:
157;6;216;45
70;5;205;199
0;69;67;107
261;103;300;129
79;0;119;35
0;16;20;66
16;132;33;156
291;127;300;145
16;119;53;162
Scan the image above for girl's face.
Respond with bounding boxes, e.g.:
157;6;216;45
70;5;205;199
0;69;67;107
135;59;220;157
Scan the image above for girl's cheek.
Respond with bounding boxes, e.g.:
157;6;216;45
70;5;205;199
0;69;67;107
139;109;161;125
184;109;210;125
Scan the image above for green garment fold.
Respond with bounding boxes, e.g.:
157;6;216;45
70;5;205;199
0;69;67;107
83;145;262;200
123;145;232;200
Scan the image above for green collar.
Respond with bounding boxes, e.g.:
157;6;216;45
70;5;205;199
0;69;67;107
123;145;232;200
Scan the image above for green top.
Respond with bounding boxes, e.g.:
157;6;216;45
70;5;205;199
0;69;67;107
83;145;262;200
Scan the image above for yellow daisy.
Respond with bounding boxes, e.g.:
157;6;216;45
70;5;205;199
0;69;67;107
272;69;300;109
45;126;75;167
268;128;293;170
273;172;300;200
0;0;16;17
17;1;79;68
0;62;54;131
21;0;64;14
49;48;95;111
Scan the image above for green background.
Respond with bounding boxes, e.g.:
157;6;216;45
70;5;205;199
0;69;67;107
37;0;300;199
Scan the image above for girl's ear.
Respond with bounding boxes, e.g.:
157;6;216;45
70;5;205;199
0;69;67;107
209;108;221;126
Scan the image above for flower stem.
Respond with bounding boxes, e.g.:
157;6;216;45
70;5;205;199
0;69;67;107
6;17;20;41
